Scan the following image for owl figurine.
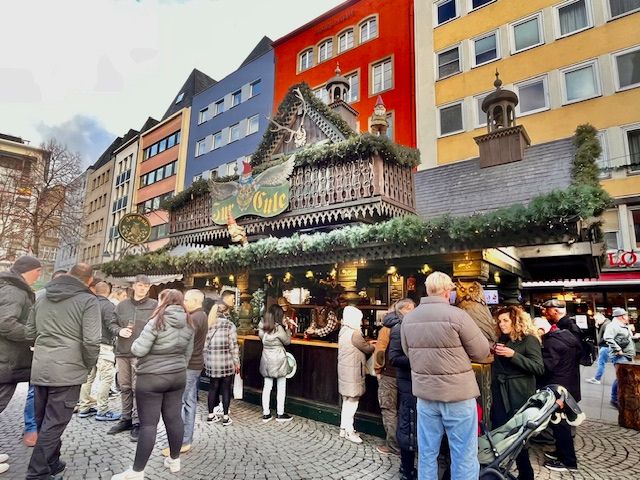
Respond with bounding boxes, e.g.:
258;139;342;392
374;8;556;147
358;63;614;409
455;280;498;344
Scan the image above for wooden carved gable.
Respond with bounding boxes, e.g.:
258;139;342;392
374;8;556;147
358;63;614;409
267;87;347;158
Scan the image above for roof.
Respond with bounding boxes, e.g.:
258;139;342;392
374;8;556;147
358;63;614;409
113;128;140;154
161;68;216;120
0;133;24;144
239;36;273;68
91;135;124;170
414;137;575;219
139;117;159;134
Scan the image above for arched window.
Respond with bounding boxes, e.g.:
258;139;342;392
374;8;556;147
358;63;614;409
338;29;354;53
360;17;378;43
318;39;333;63
299;49;313;71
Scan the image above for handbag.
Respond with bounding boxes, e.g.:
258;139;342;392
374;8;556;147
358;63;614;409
233;373;243;400
285;352;297;379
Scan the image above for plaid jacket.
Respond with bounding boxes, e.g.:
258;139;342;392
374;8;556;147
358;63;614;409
204;317;239;378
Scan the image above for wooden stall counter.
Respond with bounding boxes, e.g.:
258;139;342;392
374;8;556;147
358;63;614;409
618;362;640;431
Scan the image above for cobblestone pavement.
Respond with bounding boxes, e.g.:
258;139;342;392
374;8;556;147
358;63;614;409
1;384;639;479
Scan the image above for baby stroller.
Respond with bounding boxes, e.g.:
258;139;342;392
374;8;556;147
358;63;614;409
478;385;585;480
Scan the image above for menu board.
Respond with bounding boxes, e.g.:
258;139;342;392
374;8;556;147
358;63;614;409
388;275;405;306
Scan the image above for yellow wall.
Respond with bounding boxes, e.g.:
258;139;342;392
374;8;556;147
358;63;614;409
602;176;640;199
437;88;640;164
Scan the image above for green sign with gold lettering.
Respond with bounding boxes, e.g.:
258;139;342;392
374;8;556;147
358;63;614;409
209;156;295;225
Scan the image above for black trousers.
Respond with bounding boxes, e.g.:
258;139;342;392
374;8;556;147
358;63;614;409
208;375;233;416
0;383;18;413
26;384;81;480
133;372;186;472
551;419;577;467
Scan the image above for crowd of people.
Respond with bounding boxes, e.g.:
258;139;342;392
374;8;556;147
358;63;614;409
0;257;636;479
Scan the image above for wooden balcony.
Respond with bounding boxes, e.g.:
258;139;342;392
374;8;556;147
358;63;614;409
169;154;416;245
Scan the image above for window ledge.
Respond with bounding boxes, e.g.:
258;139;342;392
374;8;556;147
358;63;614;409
472;57;500;69
556;25;593;41
562;93;602;106
439;129;465;138
511;42;544;56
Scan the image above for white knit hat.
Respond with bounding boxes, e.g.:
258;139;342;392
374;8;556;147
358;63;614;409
342;305;363;329
533;317;552;334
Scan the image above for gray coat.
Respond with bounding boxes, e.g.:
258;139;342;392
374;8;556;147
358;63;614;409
0;270;35;383
131;305;194;376
258;323;291;378
603;319;636;359
109;297;158;357
27;275;101;387
401;296;490;403
337;325;374;398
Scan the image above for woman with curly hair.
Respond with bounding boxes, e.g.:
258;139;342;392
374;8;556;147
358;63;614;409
490;305;544;480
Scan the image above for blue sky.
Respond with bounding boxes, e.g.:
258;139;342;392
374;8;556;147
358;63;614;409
0;0;343;166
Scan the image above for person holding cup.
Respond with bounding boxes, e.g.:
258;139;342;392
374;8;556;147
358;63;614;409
108;275;158;440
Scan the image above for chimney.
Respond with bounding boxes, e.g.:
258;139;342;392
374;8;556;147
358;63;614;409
325;63;358;130
474;71;531;168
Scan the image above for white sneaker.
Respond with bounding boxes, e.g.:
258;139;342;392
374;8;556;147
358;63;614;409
0;454;7;463
585;378;601;385
164;457;181;473
0;463;9;474
339;428;345;438
344;430;363;444
111;467;144;479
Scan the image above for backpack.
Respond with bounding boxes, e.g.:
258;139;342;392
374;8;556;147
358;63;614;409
579;335;598;366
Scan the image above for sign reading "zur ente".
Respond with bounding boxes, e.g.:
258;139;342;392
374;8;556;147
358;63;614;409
209;156;295;225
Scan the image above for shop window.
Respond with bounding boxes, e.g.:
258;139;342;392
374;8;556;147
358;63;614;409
436;0;457;25
510;14;544;53
555;0;591;38
338;29;354;53
438;46;460;79
609;0;640;18
614;47;640;91
439;102;464;136
561;60;600;104
473;31;499;66
515;76;549;115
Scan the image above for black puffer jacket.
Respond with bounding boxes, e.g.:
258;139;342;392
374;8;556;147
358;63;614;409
98;295;116;345
0;270;35;383
131;305;194;376
27;275;101;386
388;322;416;451
539;329;582;402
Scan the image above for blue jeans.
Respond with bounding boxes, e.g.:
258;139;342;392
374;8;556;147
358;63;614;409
181;369;201;445
24;384;37;433
417;398;479;480
594;346;610;381
610;354;630;403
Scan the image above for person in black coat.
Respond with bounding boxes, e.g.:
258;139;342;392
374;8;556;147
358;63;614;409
388;299;417;480
538;313;582;473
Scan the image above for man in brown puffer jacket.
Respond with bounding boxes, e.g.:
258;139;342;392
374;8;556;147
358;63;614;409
401;271;489;480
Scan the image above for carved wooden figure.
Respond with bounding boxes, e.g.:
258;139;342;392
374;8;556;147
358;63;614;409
455;280;499;344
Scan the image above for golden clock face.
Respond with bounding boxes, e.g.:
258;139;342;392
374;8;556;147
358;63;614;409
118;213;151;245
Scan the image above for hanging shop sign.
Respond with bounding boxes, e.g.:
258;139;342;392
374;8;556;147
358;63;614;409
607;250;640;268
118;213;151;245
209;157;295;225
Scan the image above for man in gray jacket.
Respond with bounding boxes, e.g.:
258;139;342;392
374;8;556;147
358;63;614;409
25;263;101;480
401;271;490;480
108;275;157;440
604;307;636;408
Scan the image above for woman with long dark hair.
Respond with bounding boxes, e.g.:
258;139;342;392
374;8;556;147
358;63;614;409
491;305;544;480
259;304;293;422
112;289;194;480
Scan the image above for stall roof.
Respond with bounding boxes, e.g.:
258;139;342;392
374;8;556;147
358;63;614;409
414;137;574;219
105;274;184;287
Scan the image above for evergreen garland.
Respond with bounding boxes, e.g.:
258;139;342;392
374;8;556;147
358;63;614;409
572;124;602;187
101;184;611;276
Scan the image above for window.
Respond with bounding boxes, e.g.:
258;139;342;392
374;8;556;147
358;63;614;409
144;131;180;160
473;32;498;66
149;224;168;242
609;0;640;18
562;61;600;103
247;115;259;135
439;102;464;136
474;93;489;127
614;47;640;90
346;72;359;103
515;76;549;114
150;144;158;157
436;0;457;25
556;0;591;37
596;131;610;176
318;39;333;63
471;0;494;9
385;112;394;140
604;231;620;250
231;90;242;107
338;29;354;53
175;92;184;104
625;127;640;171
313;86;329;104
250;79;262;97
196;139;207;156
360;17;378;42
164;162;176;178
372;58;393;94
198;108;208;124
167;134;176;149
226;161;238;177
437;46;460;79
633;209;640;247
299;49;313;71
213;131;223;150
229;124;241;143
214;99;225;116
511;14;543;53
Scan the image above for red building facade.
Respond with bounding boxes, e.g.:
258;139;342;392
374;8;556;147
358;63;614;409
272;0;416;148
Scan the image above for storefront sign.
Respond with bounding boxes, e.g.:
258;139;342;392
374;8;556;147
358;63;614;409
607;250;640;268
118;213;151;245
210;158;294;225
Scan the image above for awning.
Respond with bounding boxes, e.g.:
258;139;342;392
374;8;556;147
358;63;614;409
523;271;640;289
105;274;184;287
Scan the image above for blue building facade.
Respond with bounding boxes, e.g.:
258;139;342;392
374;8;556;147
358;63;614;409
186;38;275;186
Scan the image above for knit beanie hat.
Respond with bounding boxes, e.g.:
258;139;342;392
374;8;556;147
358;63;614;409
11;256;42;274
